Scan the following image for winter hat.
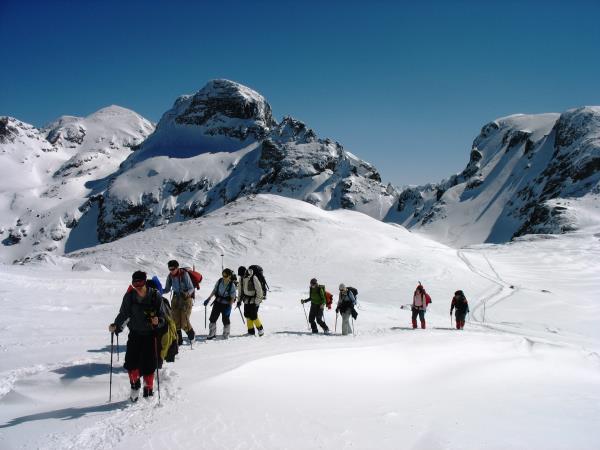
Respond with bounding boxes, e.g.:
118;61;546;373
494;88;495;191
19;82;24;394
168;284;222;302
167;260;179;269
132;271;147;282
310;278;318;285
339;283;346;291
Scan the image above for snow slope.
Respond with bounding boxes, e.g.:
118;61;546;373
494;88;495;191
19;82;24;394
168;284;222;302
0;195;598;450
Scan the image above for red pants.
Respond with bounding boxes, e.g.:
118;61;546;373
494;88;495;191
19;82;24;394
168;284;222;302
128;368;155;389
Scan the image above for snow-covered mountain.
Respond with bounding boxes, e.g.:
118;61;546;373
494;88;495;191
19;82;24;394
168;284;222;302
2;79;599;263
0;107;154;263
394;107;600;246
95;79;395;244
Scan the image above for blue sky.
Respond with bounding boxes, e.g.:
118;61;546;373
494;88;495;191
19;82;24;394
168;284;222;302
1;0;599;185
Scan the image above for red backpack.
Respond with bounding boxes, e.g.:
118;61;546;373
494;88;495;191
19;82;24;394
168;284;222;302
182;267;203;290
171;267;203;298
325;291;334;309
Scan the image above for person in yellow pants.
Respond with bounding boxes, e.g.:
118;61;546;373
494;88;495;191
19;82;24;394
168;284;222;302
237;266;265;336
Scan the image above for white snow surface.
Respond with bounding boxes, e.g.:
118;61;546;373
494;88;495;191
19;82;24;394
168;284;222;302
0;195;598;450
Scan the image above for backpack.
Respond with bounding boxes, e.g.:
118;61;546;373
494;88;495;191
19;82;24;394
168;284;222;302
325;290;334;310
425;293;432;305
347;286;358;299
248;265;269;298
181;267;203;290
158;297;178;364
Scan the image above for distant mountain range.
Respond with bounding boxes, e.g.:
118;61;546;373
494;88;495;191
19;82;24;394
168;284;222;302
1;79;598;263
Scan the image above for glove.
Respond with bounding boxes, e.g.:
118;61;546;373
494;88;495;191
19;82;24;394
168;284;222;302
108;323;116;333
203;299;210;306
300;299;306;304
319;304;324;310
335;307;340;314
236;301;241;309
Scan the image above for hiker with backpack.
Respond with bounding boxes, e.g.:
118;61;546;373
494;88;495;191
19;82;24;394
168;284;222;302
108;271;165;401
164;260;195;345
411;283;431;329
335;284;357;336
237;266;265;336
203;268;237;340
450;290;470;330
300;278;330;334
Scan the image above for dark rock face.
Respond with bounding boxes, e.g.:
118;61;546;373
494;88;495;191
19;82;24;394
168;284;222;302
174;79;276;141
0;117;18;144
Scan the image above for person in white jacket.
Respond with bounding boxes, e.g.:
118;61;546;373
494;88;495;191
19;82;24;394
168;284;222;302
237;267;265;336
336;284;356;336
412;284;430;329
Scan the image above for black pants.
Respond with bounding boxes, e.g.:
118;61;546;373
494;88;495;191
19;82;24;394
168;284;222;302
308;303;328;333
244;303;260;320
209;302;232;325
123;331;158;376
411;308;425;323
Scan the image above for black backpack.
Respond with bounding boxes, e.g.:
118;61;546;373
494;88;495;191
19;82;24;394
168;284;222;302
248;265;269;298
347;286;358;299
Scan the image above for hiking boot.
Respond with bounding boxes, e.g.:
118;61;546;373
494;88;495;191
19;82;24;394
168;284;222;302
223;325;230;339
247;328;256;336
257;326;264;337
130;380;141;402
143;387;153;398
187;328;195;341
323;329;330;335
421;321;426;329
177;330;183;345
207;322;217;340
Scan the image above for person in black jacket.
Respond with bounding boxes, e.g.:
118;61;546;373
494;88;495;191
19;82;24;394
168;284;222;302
450;290;470;330
109;271;166;402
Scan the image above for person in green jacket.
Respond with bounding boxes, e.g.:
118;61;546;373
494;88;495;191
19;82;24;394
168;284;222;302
300;278;330;334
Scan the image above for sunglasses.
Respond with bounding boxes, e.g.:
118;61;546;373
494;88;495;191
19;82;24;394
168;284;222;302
168;267;177;271
222;274;230;278
132;280;146;288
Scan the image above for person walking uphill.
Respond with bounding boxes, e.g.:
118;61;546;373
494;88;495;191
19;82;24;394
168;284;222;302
450;290;470;330
336;284;356;336
238;266;265;336
108;271;166;402
300;278;330;334
412;283;431;329
164;260;195;345
203;268;237;340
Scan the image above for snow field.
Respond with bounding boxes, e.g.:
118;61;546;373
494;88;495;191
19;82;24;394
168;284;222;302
1;195;599;449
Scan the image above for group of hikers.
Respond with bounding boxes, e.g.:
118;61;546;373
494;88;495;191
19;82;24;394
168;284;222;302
107;261;470;402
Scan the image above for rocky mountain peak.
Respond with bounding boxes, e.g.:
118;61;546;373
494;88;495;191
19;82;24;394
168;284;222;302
175;79;275;130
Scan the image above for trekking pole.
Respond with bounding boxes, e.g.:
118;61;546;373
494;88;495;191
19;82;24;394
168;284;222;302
302;301;310;330
238;305;245;324
220;253;224;272
154;335;161;405
352;318;355;337
116;333;119;361
334;312;338;333
204;304;207;329
109;332;114;402
450;314;453;328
